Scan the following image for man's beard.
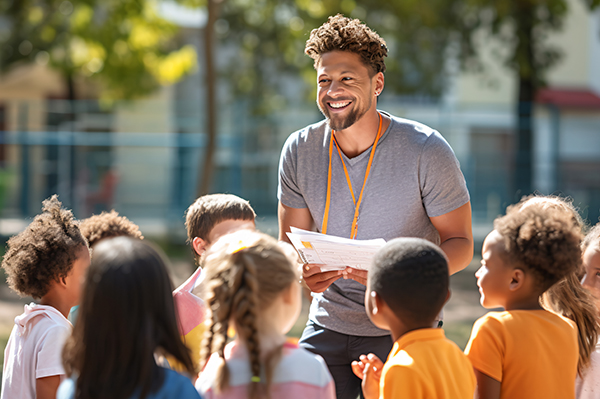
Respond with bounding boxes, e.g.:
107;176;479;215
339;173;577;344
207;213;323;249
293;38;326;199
317;97;370;131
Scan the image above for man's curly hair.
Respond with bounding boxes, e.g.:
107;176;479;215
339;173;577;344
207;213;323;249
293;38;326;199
305;14;388;75
494;204;583;291
1;195;89;299
80;210;143;247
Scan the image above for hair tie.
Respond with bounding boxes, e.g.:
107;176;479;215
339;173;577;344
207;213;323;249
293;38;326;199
232;240;247;254
251;376;261;383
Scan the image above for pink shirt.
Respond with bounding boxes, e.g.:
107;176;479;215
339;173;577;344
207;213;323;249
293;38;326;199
196;341;335;399
1;303;72;399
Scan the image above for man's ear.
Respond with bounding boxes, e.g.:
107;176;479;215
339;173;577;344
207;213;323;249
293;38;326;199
509;269;525;291
192;237;208;257
373;72;385;96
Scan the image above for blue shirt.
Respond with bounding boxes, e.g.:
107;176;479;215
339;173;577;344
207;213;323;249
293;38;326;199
57;367;201;399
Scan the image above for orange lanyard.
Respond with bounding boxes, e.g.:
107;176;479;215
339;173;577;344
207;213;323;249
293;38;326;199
321;113;383;239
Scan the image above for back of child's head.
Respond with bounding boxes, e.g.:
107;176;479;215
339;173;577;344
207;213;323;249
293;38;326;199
1;195;88;299
514;196;600;375
494;201;582;292
200;230;297;399
370;237;449;327
62;236;195;398
79;210;143;247
185;194;256;244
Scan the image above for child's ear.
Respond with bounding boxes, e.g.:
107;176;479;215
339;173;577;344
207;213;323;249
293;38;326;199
509;268;525;291
192;237;208;257
370;291;386;315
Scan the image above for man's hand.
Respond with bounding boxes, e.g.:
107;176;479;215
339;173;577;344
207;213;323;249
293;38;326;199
351;353;383;399
303;264;342;293
342;267;368;285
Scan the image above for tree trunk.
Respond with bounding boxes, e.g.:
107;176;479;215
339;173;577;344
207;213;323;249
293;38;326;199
513;5;536;198
198;0;220;197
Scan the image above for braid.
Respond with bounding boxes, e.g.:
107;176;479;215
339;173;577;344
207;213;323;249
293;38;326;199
201;272;233;393
200;231;299;399
231;253;263;399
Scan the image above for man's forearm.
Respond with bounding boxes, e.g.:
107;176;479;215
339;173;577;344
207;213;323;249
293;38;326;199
439;236;473;275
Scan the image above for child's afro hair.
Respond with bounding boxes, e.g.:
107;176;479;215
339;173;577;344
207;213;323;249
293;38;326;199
495;203;583;291
1;195;88;299
80;210;143;247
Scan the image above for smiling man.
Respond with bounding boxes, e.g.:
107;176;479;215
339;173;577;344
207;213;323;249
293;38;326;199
277;14;473;399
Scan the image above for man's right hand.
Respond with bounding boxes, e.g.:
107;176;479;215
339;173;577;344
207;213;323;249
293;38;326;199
302;264;343;293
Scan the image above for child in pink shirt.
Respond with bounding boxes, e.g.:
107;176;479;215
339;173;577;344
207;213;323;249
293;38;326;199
195;230;335;399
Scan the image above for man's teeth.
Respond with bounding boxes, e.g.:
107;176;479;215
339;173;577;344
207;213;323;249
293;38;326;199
329;102;350;109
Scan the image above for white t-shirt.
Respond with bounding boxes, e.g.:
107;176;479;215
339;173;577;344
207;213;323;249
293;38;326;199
1;303;72;399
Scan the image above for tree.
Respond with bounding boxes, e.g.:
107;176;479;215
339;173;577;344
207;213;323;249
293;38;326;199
0;0;197;101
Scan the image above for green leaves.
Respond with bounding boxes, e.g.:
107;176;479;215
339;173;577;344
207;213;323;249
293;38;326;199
1;0;197;100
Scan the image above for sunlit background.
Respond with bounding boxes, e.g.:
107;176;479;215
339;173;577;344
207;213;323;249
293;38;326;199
1;0;599;363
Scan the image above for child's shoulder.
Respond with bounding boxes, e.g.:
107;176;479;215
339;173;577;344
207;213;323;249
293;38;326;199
280;341;331;376
477;309;573;327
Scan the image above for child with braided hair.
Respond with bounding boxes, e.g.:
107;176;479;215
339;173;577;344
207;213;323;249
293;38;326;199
1;195;90;399
195;230;335;399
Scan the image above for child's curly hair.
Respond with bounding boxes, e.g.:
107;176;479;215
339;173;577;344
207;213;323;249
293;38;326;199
80;210;143;247
305;14;388;75
1;195;88;299
494;203;583;291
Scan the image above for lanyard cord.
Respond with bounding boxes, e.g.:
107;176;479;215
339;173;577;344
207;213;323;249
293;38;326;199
321;112;383;239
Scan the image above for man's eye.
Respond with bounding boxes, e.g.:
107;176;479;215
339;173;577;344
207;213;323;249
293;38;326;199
342;77;352;81
595;271;600;277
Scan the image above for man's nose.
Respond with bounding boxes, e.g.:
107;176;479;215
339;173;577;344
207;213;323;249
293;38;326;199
327;81;344;97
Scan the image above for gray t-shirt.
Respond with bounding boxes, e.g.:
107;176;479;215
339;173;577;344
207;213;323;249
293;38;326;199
278;111;470;336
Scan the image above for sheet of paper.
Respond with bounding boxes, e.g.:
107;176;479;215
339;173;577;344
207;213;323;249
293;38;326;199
286;227;386;271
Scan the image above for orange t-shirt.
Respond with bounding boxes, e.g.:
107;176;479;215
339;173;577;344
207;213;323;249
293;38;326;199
465;310;578;399
381;328;475;399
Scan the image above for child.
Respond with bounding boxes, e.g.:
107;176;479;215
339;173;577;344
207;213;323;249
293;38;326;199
79;209;144;247
465;204;582;399
577;222;600;397
1;195;90;399
517;196;600;379
57;236;201;399
351;238;475;399
195;230;335;399
69;210;144;324
173;194;256;368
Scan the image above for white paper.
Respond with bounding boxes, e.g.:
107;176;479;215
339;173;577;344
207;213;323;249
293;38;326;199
286;227;386;271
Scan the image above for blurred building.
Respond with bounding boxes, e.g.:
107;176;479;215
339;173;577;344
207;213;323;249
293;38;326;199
0;0;599;240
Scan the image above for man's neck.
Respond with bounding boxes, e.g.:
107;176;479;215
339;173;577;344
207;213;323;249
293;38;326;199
333;110;389;158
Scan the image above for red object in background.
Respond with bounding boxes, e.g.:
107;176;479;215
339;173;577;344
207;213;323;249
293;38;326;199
536;88;600;110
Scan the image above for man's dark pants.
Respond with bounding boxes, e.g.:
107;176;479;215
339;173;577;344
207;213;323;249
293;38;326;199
299;322;394;399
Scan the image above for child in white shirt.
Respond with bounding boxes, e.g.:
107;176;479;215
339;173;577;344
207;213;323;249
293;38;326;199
1;195;90;399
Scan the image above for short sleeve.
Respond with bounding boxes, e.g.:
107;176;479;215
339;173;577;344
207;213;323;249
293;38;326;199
36;324;70;379
278;132;308;209
382;365;424;398
419;131;470;217
464;316;505;382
